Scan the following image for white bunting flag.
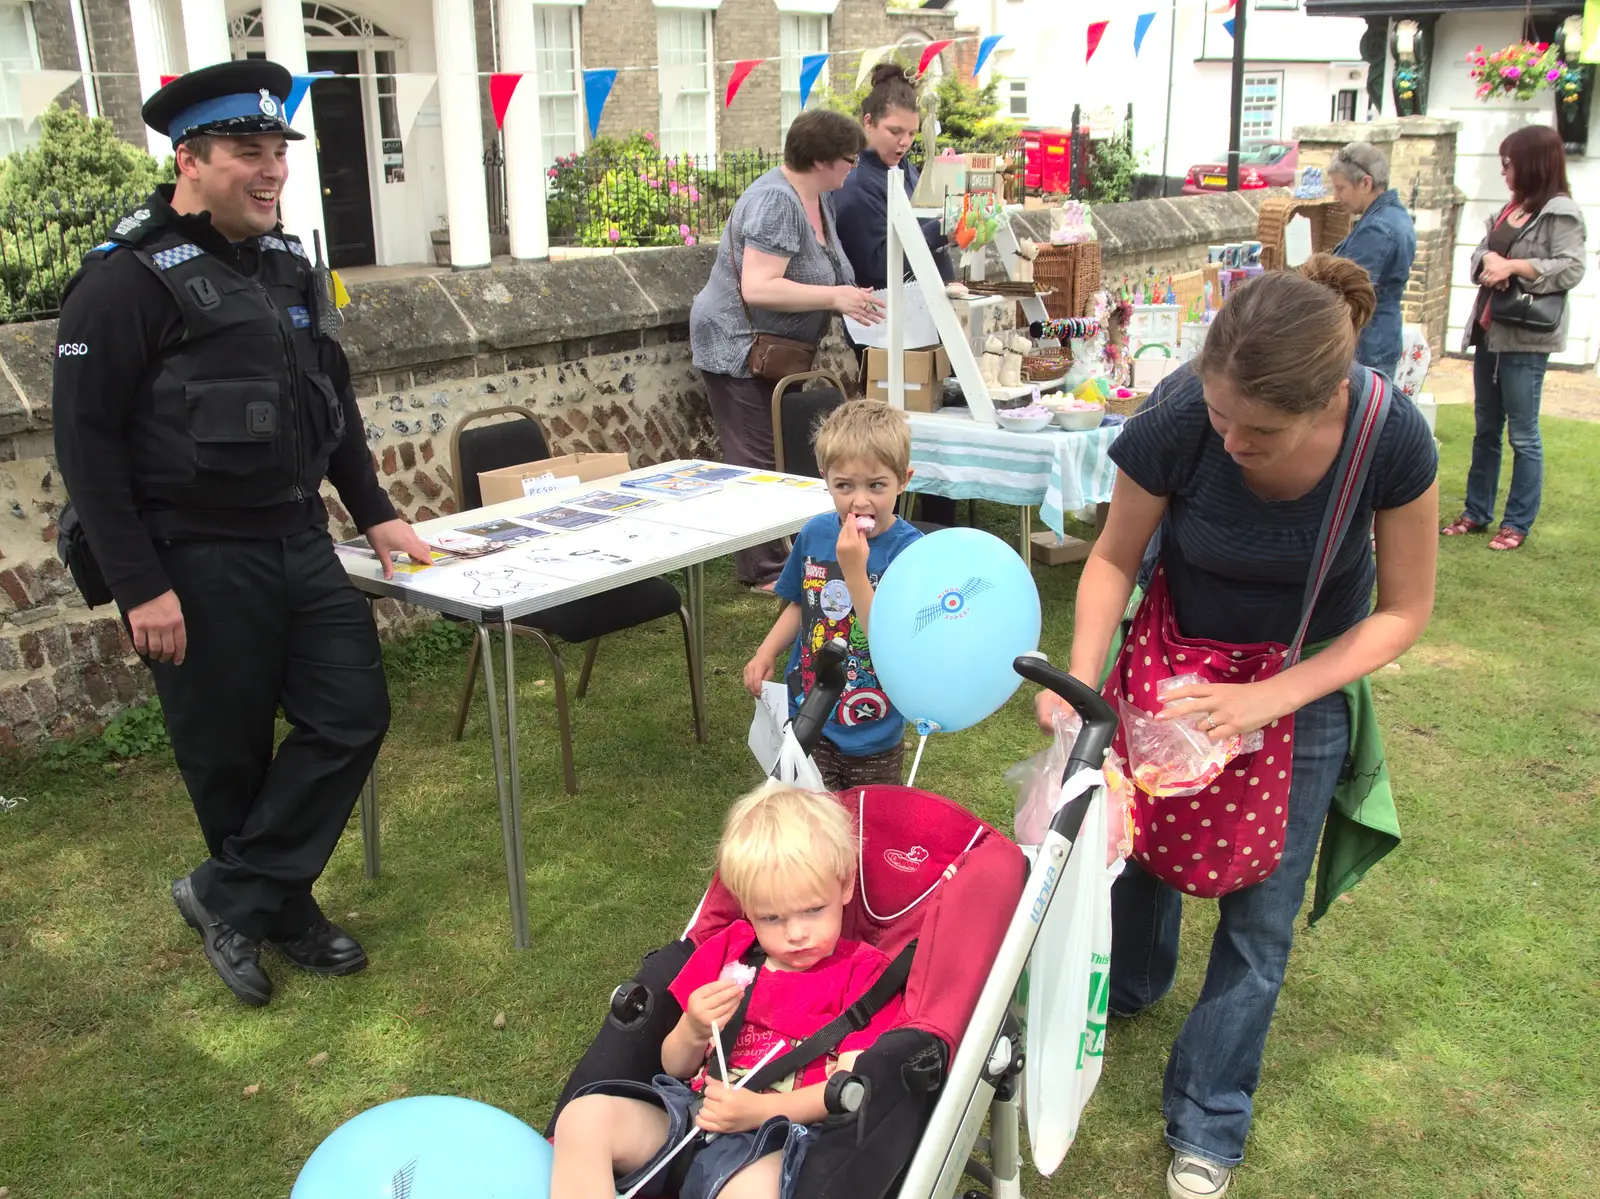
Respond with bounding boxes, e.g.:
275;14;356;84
19;70;83;128
393;73;438;146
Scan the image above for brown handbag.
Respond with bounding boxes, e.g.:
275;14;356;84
737;192;844;382
747;332;818;381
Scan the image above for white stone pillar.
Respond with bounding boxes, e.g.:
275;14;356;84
261;0;327;256
433;0;491;268
497;0;549;260
180;0;231;70
126;0;173;158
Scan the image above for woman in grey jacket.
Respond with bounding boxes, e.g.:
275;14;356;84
1444;124;1586;551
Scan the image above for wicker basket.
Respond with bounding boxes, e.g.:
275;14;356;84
1033;241;1103;319
1105;388;1149;418
1255;196;1352;271
1023;349;1070;383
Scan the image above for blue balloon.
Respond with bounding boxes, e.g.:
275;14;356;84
293;1095;552;1198
869;528;1041;734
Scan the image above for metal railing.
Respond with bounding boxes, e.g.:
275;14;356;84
0;193;143;323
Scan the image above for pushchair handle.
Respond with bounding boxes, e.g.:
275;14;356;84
1012;655;1117;781
788;638;850;762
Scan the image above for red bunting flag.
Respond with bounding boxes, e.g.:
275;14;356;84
489;73;523;130
725;59;761;108
918;40;953;76
160;75;178;87
1209;0;1235;11
1086;20;1110;63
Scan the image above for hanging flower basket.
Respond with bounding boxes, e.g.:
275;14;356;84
1466;42;1568;102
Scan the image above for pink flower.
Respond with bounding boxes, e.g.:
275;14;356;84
1547;68;1562;82
685;234;696;246
547;167;558;178
644;131;655;143
678;223;690;236
1504;66;1521;79
607;227;620;243
649;178;660;189
669;181;679;195
688;187;700;202
638;170;649;182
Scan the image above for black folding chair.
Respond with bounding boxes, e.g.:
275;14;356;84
770;370;949;535
447;407;706;794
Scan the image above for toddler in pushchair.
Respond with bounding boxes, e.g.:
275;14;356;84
547;642;1118;1199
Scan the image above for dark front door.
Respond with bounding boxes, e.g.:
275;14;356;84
307;50;376;268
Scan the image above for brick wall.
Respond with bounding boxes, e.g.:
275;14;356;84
1291;116;1464;359
81;0;145;146
28;0;92;117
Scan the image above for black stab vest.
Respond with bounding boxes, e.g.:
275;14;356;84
81;211;345;534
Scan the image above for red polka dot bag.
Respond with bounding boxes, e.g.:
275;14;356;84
1104;372;1390;897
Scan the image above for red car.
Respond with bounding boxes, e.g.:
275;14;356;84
1181;140;1299;193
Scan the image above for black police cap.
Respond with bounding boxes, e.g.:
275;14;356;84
141;60;307;149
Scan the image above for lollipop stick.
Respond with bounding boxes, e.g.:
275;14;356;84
711;1019;729;1083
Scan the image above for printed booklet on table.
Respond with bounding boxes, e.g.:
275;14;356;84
567;490;660;514
521;504;619;533
618;471;724;500
675;462;753;483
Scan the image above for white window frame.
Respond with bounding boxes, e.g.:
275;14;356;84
1239;72;1283;143
0;1;42;157
534;4;584;166
779;13;828;142
1007;79;1029;120
1254;0;1300;8
656;8;716;157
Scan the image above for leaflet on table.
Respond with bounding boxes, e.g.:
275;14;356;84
505;520;725;582
382;555;575;606
565;489;661;515
516;504;619;533
673;462;755;483
737;472;825;490
618;471;725;500
335;536;453;569
425;518;554;557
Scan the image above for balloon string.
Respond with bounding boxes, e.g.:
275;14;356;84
906;732;930;789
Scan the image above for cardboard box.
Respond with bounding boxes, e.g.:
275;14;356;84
478;451;631;507
864;347;950;413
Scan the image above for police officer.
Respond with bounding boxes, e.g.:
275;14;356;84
51;60;430;1007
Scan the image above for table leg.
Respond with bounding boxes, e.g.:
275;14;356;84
686;562;705;708
1020;505;1032;561
477;622;531;950
360;596;381;880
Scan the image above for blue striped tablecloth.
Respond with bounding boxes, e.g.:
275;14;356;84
905;411;1121;536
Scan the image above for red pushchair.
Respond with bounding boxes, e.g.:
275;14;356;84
548;642;1116;1199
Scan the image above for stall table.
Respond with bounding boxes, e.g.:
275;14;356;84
340;461;834;947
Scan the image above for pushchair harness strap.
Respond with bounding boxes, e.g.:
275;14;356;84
717;941;918;1095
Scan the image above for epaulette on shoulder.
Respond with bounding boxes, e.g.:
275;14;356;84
106;203;160;247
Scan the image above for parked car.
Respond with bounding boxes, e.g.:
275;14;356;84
1181;140;1299;193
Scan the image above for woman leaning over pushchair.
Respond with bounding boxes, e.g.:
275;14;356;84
1036;255;1439;1199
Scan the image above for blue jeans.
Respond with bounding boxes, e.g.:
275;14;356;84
1465;349;1548;535
1108;691;1350;1167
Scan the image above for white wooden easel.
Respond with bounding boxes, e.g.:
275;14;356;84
884;170;1064;426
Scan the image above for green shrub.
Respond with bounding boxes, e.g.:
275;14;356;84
0;105;169;318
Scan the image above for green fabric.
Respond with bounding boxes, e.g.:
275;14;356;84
1099;587;1400;924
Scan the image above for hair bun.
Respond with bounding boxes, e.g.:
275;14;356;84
1299;252;1377;334
870;62;912;87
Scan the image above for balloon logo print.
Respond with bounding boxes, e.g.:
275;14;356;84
915;576;994;633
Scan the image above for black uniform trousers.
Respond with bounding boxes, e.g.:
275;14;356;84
144;527;389;943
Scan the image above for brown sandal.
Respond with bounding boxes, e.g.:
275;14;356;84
1441;515;1487;537
1487;527;1526;551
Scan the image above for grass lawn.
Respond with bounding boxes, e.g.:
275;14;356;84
1;404;1597;1199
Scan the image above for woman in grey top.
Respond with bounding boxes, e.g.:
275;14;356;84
690;108;882;589
1442;123;1586;552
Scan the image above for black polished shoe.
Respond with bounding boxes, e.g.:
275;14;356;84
266;918;368;976
170;876;273;1007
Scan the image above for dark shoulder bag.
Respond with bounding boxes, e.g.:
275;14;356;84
1489;281;1564;333
738;196;844;381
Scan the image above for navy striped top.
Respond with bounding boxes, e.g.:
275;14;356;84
1110;365;1437;646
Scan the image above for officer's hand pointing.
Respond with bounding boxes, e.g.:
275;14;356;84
366;518;433;579
128;590;187;665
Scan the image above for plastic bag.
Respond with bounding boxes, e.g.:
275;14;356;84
769;723;826;793
1120;674;1262;797
1009;709;1132;865
1023;768;1122;1173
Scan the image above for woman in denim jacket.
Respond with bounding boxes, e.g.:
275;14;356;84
1330;142;1417;379
1443;124;1587;552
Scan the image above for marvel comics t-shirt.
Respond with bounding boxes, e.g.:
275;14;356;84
775;512;922;756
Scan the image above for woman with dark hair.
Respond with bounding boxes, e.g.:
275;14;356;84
1442;123;1586;551
690;108;882;591
833;63;954;292
1036;255;1439;1199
